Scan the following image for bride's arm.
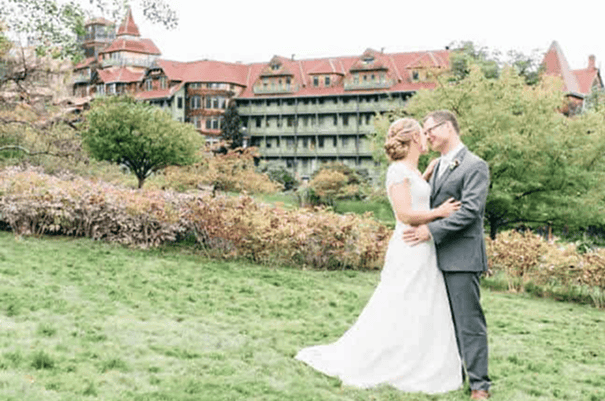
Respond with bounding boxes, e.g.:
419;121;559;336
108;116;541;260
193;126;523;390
389;180;460;225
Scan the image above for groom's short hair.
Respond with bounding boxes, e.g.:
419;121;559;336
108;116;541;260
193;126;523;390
424;110;460;135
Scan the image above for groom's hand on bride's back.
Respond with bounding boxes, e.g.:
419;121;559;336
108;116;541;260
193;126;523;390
403;225;431;246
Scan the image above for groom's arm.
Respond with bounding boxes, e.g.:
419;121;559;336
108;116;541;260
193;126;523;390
427;160;489;245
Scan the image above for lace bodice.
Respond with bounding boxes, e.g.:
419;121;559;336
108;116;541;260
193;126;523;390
386;162;431;224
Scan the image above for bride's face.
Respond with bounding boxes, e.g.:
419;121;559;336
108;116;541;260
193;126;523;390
418;130;429;154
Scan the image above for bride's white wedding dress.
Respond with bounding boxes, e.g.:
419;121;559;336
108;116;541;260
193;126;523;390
295;161;462;394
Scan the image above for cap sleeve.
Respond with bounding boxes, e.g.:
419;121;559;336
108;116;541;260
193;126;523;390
386;162;412;190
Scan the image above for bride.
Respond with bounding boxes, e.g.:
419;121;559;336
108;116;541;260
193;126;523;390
295;118;463;394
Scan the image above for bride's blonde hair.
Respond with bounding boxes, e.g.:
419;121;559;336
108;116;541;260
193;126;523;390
384;118;421;161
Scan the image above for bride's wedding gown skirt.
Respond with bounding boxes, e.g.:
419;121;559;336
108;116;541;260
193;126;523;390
295;163;462;394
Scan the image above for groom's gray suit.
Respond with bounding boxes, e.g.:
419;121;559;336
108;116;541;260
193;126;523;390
427;146;491;392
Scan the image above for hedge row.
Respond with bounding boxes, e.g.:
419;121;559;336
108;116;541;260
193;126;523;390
0;167;390;269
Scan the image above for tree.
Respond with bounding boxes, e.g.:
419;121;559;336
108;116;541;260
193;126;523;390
372;63;605;238
448;41;544;86
0;0;177;62
221;101;243;149
81;96;203;188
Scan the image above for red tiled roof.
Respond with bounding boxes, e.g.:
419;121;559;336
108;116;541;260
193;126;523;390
97;67;145;83
155;59;249;85
136;82;185;100
74;57;96;70
542;41;580;94
100;38;161;55
238;48;450;98
86;17;114;26
308;59;344;75
117;8;140;37
573;68;601;94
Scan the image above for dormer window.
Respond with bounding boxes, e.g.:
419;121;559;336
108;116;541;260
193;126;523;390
412;70;420;81
325;76;331;86
362;55;374;64
271;63;280;71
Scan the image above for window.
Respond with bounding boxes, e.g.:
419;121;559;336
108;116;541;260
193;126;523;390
191;96;201;109
160;76;167;89
276;138;280;148
342;137;349;147
108;83;116;94
412;70;419;81
192;116;201;129
318;137;324;148
205;117;222;130
177;97;183;109
313;76;319;87
286;138;294;148
96;84;104;95
190;83;201;89
332;137;337;147
325;76;330;86
303;138;308;148
287;117;295;127
266;139;272;148
366;114;371;124
256;118;262;128
145;79;152;91
343;115;348;126
333;115;338;126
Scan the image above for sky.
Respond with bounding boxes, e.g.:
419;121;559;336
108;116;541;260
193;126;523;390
129;0;604;71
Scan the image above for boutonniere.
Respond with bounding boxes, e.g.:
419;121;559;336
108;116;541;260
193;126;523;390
449;159;460;171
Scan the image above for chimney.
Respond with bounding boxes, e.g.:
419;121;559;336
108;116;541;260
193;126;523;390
589;55;596;70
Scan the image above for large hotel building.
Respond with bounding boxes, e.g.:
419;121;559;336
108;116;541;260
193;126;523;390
72;11;601;179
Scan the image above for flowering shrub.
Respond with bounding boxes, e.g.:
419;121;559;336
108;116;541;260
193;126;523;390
0;167;389;269
0;167;192;247
159;147;281;195
487;230;605;290
187;196;390;269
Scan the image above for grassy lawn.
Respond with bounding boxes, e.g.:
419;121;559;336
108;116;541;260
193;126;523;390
0;232;604;401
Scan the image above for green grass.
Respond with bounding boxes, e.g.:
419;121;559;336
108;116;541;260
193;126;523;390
0;232;604;400
334;199;396;226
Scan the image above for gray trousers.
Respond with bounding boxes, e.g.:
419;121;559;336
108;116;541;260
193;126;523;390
442;271;491;391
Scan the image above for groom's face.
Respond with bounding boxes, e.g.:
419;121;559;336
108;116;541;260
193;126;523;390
423;117;449;153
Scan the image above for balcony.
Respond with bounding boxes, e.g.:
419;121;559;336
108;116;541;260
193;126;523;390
72;73;92;84
343;78;395;91
101;57;156;68
253;84;299;95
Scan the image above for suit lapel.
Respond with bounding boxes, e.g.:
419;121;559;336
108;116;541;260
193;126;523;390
431;146;468;201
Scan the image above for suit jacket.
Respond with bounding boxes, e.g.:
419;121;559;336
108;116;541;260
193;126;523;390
427;146;489;272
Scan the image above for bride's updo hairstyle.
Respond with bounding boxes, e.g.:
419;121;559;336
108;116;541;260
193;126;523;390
384;118;421;161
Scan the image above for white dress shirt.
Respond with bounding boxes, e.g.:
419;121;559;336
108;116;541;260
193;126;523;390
436;142;465;181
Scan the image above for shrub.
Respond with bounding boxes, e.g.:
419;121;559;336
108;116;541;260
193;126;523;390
487;230;605;291
0;166;389;270
306;162;370;206
159;147;281;195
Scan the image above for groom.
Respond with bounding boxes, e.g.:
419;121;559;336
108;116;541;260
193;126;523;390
403;110;491;400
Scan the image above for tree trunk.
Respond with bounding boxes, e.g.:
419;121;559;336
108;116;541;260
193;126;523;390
489;218;499;240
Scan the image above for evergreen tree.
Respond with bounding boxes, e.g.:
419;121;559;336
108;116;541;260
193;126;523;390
222;101;244;149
